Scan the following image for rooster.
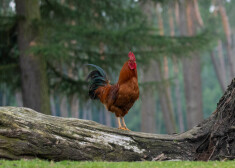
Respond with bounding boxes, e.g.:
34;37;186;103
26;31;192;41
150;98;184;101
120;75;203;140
87;51;139;131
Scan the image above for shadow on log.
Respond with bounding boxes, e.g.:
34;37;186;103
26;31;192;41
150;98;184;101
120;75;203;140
0;80;235;161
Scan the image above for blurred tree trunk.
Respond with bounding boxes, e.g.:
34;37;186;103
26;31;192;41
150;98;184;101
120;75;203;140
211;53;226;92
2;92;6;106
193;0;203;27
217;40;227;88
99;107;104;125
82;100;92;120
105;109;112;127
60;96;68;117
1;0;7;14
139;0;157;133
209;1;228;92
179;0;203;129
70;94;79;118
218;0;235;79
174;0;180;27
82;103;87;119
156;3;174;111
15;0;51;115
50;94;57;116
172;59;184;132
169;2;185;132
155;63;176;134
193;0;227;93
155;2;176;134
87;101;92;120
15;91;23;107
141;66;157;133
87;106;92;120
210;41;227;92
194;0;227;92
67;63;79;119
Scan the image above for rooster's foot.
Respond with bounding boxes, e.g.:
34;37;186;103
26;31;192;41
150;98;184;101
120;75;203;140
118;127;130;131
123;126;130;131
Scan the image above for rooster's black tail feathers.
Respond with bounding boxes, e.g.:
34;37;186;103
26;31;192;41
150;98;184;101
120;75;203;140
86;64;108;99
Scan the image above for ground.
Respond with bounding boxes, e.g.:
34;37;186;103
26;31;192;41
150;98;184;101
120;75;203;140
0;160;234;168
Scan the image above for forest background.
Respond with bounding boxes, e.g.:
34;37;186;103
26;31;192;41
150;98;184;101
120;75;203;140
0;0;234;134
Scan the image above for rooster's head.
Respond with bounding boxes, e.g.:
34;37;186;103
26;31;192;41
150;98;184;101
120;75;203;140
128;51;137;70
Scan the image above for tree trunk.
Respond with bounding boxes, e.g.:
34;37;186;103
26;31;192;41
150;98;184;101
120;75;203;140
155;2;176;134
105;109;112;127
139;0;157;133
155;64;176;134
174;1;180;27
99;107;104;125
0;78;234;161
210;39;228;92
50;94;57;116
156;3;175;128
217;40;227;88
173;59;185;132
179;0;203;129
15;91;23;107
1;91;6;106
15;0;51;115
82;103;87;119
169;4;185;132
218;0;235;79
70;94;79;118
141;65;157;133
193;0;203;27
210;1;228;92
82;100;92;120
193;0;227;92
210;51;227;92
60;96;68;117
183;54;203;130
87;101;92;120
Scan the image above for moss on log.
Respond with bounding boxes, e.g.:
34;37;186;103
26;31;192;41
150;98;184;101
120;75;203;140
0;80;235;161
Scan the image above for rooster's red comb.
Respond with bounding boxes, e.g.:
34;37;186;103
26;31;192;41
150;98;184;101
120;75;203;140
128;51;136;61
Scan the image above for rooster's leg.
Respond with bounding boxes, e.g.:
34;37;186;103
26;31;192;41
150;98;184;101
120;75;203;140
117;117;123;129
121;117;130;131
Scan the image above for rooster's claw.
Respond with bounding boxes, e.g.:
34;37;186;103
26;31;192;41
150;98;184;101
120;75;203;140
118;127;130;131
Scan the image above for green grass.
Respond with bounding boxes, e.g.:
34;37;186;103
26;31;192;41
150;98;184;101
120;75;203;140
0;160;234;168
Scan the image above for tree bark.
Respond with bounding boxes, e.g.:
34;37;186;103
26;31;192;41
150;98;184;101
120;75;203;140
0;78;234;161
15;0;51;115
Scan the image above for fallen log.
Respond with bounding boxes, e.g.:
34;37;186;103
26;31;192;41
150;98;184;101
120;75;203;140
0;79;234;161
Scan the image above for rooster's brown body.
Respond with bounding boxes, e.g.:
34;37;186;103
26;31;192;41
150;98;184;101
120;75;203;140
87;52;139;130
